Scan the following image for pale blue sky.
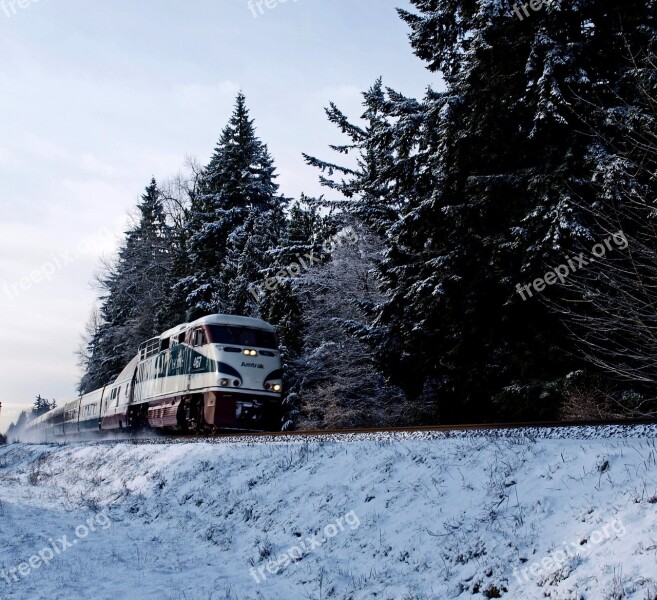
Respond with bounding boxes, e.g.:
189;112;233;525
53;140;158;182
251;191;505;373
0;0;439;432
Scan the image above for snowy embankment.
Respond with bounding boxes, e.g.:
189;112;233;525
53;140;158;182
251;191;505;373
0;427;656;600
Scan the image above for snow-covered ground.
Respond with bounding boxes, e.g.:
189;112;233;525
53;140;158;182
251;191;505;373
0;426;656;599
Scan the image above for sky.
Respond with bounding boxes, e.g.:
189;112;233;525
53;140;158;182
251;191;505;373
0;0;438;433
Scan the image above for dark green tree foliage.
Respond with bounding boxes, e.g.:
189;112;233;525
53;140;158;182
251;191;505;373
225;205;287;316
549;51;657;408
256;197;335;355
285;198;327;246
155;220;191;332
32;395;55;417
307;0;657;422
80;179;172;392
181;93;286;320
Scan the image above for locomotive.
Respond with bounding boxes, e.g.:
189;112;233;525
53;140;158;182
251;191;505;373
26;315;283;440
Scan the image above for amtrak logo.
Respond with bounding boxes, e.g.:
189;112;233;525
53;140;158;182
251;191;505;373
241;362;264;369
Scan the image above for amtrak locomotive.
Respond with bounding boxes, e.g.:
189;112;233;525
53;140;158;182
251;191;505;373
26;315;283;439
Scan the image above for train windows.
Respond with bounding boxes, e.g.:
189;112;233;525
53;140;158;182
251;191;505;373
208;325;278;349
192;328;206;347
138;337;160;360
178;332;186;344
160;337;170;351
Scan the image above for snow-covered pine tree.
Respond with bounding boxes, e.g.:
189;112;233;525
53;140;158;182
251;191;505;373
307;0;657;422
32;395;55;417
181;92;285;321
257;194;349;356
224;203;288;316
304;79;420;238
548;49;657;415
79;178;172;392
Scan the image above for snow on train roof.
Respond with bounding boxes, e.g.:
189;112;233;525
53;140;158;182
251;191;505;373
159;314;275;339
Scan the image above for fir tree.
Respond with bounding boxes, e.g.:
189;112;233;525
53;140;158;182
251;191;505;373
182;92;285;321
308;0;657;422
79;178;172;392
32;395;55;417
549;50;657;415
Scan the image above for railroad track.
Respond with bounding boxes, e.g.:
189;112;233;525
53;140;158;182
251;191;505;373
233;417;657;437
31;417;657;445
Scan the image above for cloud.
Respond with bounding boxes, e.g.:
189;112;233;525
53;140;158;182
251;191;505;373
173;81;241;110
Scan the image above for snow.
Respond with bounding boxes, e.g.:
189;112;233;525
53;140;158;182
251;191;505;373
1;426;656;599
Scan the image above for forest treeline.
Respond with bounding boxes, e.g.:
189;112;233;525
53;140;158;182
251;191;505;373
3;396;56;442
73;0;657;429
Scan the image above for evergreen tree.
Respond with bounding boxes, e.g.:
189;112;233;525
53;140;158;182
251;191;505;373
181;92;285;321
79;178;172;392
255;196;333;355
32;395;55;417
549;51;657;415
308;0;657;422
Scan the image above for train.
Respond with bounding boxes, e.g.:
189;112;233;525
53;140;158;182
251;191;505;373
25;314;284;440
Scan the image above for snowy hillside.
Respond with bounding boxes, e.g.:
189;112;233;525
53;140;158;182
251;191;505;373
1;427;656;600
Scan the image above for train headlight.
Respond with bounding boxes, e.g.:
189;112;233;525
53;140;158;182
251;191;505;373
264;382;282;393
243;349;257;356
220;378;229;387
273;383;282;392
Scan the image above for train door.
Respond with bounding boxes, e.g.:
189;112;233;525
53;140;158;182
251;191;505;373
188;328;206;391
130;370;139;404
186;332;193;391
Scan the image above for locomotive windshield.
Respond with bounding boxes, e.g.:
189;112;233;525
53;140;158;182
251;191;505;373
208;325;278;349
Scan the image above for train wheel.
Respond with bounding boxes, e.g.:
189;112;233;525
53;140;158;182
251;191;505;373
128;403;149;432
177;396;204;434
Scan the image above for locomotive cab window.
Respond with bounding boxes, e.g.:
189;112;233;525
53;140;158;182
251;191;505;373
208;325;278;349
